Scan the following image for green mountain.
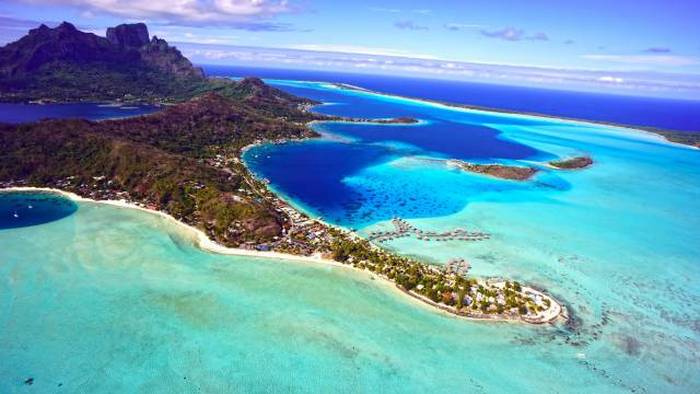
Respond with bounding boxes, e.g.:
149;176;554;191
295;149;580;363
0;21;324;246
0;22;208;102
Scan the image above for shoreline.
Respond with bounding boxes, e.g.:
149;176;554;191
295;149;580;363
1;186;564;325
1;187;342;267
217;81;583;325
1;77;577;326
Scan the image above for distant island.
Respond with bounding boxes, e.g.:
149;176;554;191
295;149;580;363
0;22;564;324
440;156;595;181
339;116;420;125
649;130;700;149
549;156;594;169
448;160;539;181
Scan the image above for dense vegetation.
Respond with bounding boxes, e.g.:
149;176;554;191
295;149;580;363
326;231;551;319
0;81;320;246
0;20;562;322
454;161;538;180
1;61;208;103
0;21;322;246
90;85;317;154
653;131;700;148
549;156;593;169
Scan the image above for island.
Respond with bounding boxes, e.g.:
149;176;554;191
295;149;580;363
0;21;565;324
448;160;539;181
650;130;700;149
339;116;420;124
549;156;594;169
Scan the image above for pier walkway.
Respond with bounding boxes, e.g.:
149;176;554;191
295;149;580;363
367;218;490;244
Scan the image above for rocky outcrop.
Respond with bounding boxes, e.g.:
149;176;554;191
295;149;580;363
0;22;130;77
106;23;150;48
140;36;204;79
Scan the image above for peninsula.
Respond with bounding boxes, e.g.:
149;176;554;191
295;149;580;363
0;22;564;324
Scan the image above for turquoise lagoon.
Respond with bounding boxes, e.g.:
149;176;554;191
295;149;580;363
1;80;699;392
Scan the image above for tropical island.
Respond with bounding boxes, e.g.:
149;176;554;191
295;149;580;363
653;131;700;148
0;22;564;324
340;116;420;124
549;156;594;169
448;160;539;180
445;156;597;180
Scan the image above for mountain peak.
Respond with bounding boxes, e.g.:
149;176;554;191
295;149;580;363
106;23;150;49
57;21;77;31
239;77;266;87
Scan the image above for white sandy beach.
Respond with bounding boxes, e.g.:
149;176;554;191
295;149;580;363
2;186;563;324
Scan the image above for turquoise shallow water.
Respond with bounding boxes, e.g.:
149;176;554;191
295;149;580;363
1;80;699;392
2;199;687;393
0;201;580;392
245;81;700;391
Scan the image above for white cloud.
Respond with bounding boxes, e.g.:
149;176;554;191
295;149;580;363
583;54;698;66
17;0;293;26
369;7;431;15
213;0;288;16
480;27;525;41
598;76;624;83
287;44;438;59
527;32;549;41
369;7;400;13
444;23;483;31
179;43;700;99
394;20;428;31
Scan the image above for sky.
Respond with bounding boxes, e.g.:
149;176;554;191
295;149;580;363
2;0;700;98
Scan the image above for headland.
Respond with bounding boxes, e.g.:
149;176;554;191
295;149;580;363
1;186;564;325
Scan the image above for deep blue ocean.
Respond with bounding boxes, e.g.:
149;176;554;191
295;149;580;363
0;191;77;229
205;65;700;133
245;79;561;226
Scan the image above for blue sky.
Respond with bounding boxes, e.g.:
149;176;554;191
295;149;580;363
2;0;700;98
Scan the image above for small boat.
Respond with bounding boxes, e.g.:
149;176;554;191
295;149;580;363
28;205;33;209
13;212;19;218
